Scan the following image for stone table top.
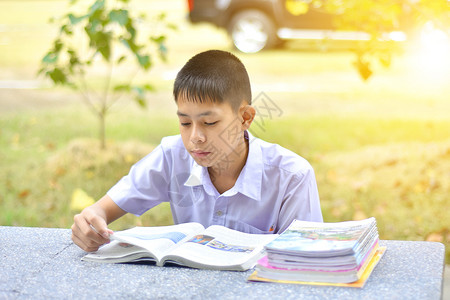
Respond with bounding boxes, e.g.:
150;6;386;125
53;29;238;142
0;226;445;299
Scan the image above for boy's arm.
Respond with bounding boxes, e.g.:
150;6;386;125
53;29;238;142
278;168;323;232
71;195;126;252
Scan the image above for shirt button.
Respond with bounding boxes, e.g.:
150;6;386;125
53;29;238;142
216;211;223;216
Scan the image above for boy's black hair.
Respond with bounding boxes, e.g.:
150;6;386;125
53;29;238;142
173;50;252;112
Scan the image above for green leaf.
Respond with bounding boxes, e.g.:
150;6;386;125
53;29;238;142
142;84;155;92
167;23;178;31
132;86;147;108
125;22;136;39
136;54;151;70
68;50;80;67
85;18;102;35
54;39;63;52
60;24;73;35
133;86;144;96
116;56;126;64
151;35;166;43
68;13;86;25
120;37;139;53
156;12;167;21
113;84;130;91
89;0;105;16
48;68;68;85
136;97;146;108
89;31;111;60
98;44;111;60
42;52;58;64
109;9;129;26
158;43;168;61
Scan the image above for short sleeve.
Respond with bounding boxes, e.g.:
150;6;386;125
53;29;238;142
277;166;323;232
107;144;171;216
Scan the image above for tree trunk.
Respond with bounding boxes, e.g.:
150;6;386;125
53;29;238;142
99;113;106;150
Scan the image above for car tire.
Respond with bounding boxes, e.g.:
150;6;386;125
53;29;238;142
228;9;278;53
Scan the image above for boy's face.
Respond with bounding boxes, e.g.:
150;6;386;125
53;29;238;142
176;97;247;169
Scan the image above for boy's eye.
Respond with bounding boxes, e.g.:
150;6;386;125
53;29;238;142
180;122;191;126
205;121;218;126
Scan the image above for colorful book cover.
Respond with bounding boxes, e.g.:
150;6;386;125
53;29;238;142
247;246;386;288
265;218;376;255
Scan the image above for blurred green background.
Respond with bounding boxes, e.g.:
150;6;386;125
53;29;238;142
0;0;449;263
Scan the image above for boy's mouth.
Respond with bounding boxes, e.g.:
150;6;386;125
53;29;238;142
191;150;211;158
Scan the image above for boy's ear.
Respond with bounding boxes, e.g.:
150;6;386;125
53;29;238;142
239;104;256;130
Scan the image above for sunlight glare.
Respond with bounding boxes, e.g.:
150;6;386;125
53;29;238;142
411;21;450;81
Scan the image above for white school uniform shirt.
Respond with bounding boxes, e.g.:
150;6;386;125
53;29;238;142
107;131;323;234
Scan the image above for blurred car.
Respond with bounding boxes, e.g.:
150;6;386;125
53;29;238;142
187;0;407;53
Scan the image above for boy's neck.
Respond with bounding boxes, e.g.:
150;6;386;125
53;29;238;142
208;136;249;194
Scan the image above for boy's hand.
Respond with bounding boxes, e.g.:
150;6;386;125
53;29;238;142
71;195;126;252
71;207;113;252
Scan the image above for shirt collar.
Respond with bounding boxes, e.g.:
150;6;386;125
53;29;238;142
184;161;218;197
232;131;262;201
184;161;203;187
184;131;263;201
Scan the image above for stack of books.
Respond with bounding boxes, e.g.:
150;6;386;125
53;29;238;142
248;217;386;287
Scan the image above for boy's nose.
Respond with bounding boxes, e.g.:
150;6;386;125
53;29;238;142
190;125;206;144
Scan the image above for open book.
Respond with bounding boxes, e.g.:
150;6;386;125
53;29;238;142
82;223;278;271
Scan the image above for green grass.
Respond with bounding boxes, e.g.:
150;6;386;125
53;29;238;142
0;105;179;229
260;117;450;160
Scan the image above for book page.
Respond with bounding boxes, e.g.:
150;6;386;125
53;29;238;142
82;240;159;263
161;225;278;270
105;222;205;263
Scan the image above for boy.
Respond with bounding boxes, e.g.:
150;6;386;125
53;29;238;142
71;50;322;252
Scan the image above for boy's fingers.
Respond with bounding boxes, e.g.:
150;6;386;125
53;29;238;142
71;232;101;252
88;217;111;240
73;213;108;245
